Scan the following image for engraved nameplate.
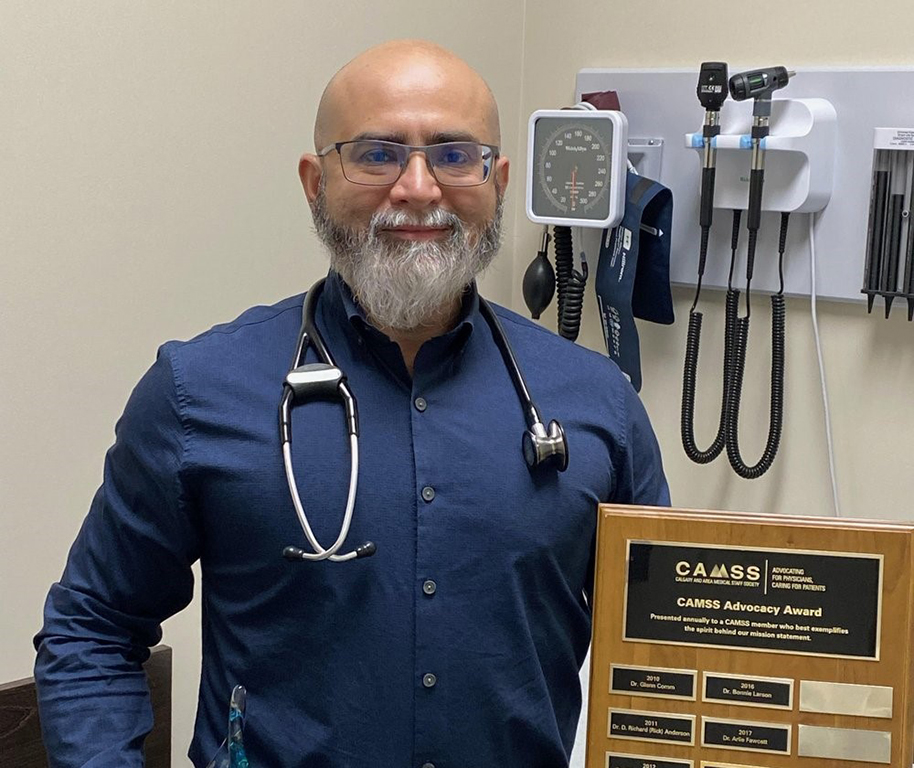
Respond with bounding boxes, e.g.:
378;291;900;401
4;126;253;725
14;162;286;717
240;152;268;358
606;753;693;768
703;672;792;709
701;717;790;754
611;664;697;700
624;541;882;659
608;708;696;745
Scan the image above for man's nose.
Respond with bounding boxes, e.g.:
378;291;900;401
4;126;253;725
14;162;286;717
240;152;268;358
389;152;443;208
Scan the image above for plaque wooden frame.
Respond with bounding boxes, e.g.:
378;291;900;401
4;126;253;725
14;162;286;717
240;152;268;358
586;505;914;768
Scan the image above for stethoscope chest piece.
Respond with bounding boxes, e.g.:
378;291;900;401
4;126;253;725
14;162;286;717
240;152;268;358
522;419;568;472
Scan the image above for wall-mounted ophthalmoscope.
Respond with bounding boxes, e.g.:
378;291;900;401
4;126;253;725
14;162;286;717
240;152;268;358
681;62;732;465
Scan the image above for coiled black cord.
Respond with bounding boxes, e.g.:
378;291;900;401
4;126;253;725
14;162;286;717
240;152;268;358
553;225;587;341
681;210;742;464
725;213;789;479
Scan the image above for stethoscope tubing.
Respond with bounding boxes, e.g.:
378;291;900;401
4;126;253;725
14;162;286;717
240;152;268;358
281;277;567;564
282;434;360;561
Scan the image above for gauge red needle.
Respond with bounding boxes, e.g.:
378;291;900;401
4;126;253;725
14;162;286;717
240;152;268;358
571;166;577;211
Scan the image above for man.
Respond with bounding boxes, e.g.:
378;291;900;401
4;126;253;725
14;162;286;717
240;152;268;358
35;40;669;767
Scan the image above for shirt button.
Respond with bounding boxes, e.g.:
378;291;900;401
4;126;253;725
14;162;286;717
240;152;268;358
414;396;428;412
421;486;435;502
422;580;437;595
421;764;435;768
423;673;437;688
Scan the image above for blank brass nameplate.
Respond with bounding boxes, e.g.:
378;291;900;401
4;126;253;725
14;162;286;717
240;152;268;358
700;762;767;768
797;724;891;763
799;679;893;718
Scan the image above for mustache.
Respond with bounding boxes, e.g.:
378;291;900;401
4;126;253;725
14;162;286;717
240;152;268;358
369;208;463;236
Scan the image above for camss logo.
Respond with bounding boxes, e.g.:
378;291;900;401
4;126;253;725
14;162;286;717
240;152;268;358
676;561;762;581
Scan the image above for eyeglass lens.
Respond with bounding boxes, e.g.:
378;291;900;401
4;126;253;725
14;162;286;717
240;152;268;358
338;141;492;186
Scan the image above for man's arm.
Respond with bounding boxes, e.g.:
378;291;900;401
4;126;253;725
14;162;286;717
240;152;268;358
34;347;200;767
615;383;671;507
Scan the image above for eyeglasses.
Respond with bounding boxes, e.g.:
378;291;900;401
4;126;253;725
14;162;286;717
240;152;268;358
317;140;499;187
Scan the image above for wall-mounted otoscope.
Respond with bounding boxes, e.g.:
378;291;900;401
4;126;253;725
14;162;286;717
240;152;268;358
724;65;794;479
730;66;794;275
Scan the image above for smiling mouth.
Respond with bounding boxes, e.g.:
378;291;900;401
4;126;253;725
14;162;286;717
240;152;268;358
382;226;451;241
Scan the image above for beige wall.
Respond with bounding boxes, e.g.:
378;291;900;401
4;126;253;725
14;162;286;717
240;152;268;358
3;0;913;764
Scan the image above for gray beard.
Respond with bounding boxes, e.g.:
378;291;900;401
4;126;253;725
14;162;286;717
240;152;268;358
311;188;503;331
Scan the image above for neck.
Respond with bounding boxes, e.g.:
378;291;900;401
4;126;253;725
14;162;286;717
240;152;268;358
376;298;462;376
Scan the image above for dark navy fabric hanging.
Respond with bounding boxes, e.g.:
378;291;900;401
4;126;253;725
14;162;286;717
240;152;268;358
595;171;674;391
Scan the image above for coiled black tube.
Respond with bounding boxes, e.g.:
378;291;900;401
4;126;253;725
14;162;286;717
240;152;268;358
681;289;741;463
553;225;586;341
681;211;743;465
725;293;786;479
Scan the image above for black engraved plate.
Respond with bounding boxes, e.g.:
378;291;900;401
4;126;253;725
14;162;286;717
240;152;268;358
611;665;697;700
609;709;695;745
703;673;792;709
702;717;790;754
606;754;693;768
624;541;882;659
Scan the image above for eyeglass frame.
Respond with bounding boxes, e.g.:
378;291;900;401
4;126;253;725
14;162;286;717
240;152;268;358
316;139;500;187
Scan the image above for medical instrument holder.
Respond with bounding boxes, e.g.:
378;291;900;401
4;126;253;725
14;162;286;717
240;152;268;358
626;137;664;180
862;127;914;320
685;97;837;216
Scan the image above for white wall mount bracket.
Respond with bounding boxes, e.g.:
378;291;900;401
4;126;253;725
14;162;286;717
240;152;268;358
686;97;836;214
575;68;914;303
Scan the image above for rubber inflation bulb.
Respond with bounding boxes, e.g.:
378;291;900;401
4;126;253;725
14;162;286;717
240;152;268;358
523;251;556;320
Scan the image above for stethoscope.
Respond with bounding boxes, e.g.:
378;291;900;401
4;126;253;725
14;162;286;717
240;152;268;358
280;277;568;563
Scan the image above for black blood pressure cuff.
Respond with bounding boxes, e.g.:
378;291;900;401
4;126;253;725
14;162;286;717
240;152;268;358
595;171;673;392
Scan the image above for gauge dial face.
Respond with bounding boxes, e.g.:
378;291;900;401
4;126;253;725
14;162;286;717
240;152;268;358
531;116;615;222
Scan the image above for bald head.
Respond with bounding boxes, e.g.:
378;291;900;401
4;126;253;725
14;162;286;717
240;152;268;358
313;40;501;150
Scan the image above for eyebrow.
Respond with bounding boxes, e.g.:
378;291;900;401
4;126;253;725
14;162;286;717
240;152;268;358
349;131;485;145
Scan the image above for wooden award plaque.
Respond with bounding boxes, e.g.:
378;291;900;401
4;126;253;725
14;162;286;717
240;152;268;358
586;505;914;768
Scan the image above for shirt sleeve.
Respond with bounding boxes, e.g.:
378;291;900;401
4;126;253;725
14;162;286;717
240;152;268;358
614;382;671;507
33;345;200;768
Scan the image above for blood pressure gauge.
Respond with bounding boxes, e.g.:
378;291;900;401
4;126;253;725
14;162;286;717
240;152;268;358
525;108;629;228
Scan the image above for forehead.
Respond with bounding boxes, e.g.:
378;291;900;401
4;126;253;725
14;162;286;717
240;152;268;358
327;58;497;145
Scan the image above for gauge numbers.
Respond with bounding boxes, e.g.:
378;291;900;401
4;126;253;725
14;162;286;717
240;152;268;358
532;116;614;222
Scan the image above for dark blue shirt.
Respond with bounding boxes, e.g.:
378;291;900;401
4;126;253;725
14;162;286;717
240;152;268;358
35;271;669;767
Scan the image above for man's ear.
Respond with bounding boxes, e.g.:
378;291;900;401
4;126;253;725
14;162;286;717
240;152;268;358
298;154;322;203
494;156;509;195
